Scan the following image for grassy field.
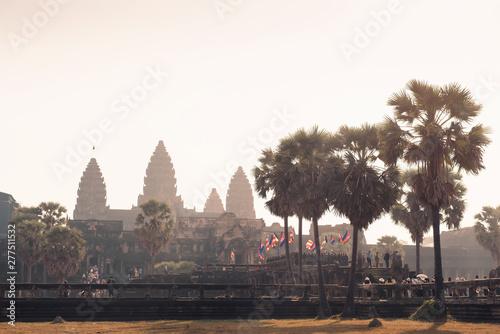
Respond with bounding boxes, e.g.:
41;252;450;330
2;318;500;334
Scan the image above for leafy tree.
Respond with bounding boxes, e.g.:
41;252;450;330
43;225;86;282
254;148;294;282
39;201;67;227
14;220;46;283
329;124;400;318
134;199;175;275
277;126;340;318
474;206;500;266
379;79;490;317
10;206;41;224
392;170;465;273
371;235;405;259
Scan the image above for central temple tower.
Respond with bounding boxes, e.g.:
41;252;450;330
137;141;184;213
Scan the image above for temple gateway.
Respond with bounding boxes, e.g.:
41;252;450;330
71;140;265;275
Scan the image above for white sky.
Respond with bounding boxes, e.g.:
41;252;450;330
2;0;500;244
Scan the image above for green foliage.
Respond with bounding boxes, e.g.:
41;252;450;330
474;206;500;265
410;299;441;322
154;261;196;275
43;225;86;282
371;235;405;258
134;199;175;274
15;220;46;282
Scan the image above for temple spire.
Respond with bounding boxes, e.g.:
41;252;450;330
204;188;224;214
73;158;108;220
138;140;183;210
225;166;256;219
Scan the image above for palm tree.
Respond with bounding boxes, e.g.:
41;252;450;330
134;199;175;275
39;201;67;227
392;170;465;274
379;79;490;317
329;124;400;318
474;206;500;266
254;148;295;282
43;225;86;282
278;126;340;318
15;220;46;283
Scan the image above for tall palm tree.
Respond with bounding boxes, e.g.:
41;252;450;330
379;79;490;317
39;202;67;227
134;199;175;275
43;225;86;282
15;220;46;283
474;206;500;266
278;126;340;318
329;124;400;318
392;170;465;274
253;149;295;281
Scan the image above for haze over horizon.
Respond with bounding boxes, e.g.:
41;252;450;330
2;0;500;245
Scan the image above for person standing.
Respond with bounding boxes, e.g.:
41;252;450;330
107;275;116;297
366;251;373;268
374;252;380;268
384;251;390;268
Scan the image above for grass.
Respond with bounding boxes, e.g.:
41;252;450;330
2;318;500;334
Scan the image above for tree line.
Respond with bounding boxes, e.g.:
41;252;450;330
253;79;491;319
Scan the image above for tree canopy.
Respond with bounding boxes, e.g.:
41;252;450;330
474;205;500;266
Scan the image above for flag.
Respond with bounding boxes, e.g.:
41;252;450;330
342;230;351;243
310;242;316;251
258;252;265;260
259;240;265;253
330;235;335;245
321;236;327;250
279;232;285;247
271;234;279;248
231;251;235;261
265;238;270;251
305;240;314;249
289;229;294;244
339;234;343;242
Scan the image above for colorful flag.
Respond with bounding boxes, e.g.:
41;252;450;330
321;236;327;250
289;229;295;244
342;230;351;243
310;242;316;251
231;251;235;261
330;235;335;244
259;240;265;253
271;234;279;248
280;232;285;247
258;252;265;260
265;238;270;251
305;240;314;249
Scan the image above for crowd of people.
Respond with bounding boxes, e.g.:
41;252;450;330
127;266;143;281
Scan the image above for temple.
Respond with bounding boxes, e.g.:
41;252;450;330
71;140;265;272
225;166;256;219
73;158;109;220
203;188;224;214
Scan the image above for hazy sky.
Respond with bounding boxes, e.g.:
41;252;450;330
2;0;500;244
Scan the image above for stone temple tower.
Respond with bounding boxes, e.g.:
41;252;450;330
137;140;184;213
73;158;109;220
225;166;256;219
203;188;224;214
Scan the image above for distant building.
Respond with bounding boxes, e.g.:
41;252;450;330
0;192;19;236
72;140;265;277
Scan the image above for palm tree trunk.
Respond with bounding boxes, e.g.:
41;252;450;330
342;223;359;318
312;215;331;318
27;265;32;283
298;216;303;282
431;204;447;317
284;216;294;283
416;238;421;275
151;254;156;275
